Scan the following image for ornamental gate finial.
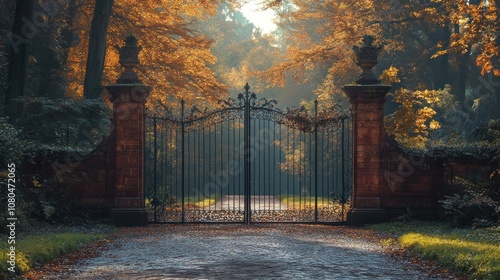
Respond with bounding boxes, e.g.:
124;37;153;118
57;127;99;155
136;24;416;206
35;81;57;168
352;35;383;85
117;34;141;84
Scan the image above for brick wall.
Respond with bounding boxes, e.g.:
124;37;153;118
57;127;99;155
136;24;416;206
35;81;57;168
64;134;115;207
30;134;116;208
379;138;443;218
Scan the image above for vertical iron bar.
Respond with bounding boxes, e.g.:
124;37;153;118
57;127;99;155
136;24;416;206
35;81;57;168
254;118;258;212
220;121;223;212
327;126;331;210
227;118;230;212
181;100;186;223
214;122;217;211
314;101;318;222
267;121;271;213
278;124;282;211
323;129;326;218
244;84;251;224
201;127;205;218
239;117;242;215
161;120;165;222
335;125;339;221
292;127;297;212
175;129;179;221
143;115;147;220
228;118;233;213
256;119;259;213
171;128;174;221
341;118;346;222
299;130;302;213
262;119;265;211
231;119;235;212
226;121;229;211
153;117;157;222
208;125;212;211
286;125;290;214
273;121;276;212
199;128;203;218
261;120;264;209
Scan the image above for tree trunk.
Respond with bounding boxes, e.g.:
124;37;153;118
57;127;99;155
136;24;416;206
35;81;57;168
83;0;114;99
60;0;78;61
453;23;469;111
457;52;469;111
36;44;64;99
437;24;450;89
36;0;79;99
5;0;34;121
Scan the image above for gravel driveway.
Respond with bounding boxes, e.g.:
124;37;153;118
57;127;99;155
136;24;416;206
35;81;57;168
40;224;450;279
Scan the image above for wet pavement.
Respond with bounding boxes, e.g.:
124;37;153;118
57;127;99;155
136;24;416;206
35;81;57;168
40;224;450;279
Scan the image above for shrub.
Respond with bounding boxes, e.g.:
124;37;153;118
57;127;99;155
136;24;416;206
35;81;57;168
18;97;112;162
0;117;24;169
20;177;109;225
440;177;499;227
0;98;112;229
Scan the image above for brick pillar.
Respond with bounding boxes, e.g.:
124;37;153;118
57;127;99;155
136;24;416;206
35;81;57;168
342;35;392;225
106;35;151;226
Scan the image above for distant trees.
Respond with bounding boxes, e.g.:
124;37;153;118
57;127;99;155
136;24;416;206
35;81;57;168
257;0;500;147
197;2;316;107
197;4;279;95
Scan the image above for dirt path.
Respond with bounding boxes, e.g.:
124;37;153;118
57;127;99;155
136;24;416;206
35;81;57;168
34;224;453;279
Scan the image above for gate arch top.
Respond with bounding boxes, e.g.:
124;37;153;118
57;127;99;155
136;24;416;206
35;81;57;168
148;83;350;133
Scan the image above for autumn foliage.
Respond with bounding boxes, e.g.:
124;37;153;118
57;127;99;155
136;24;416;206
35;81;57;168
64;0;231;107
258;0;499;147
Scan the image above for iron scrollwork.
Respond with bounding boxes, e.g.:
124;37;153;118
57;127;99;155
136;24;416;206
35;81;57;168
146;83;351;134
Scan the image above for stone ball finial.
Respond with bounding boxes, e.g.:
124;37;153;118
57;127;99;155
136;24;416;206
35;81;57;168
352;35;383;85
116;34;142;84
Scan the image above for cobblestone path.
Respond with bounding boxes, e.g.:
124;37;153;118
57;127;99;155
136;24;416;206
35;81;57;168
41;224;450;279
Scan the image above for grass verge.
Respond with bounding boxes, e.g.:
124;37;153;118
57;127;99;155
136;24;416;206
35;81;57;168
281;196;329;208
369;221;500;279
0;232;106;279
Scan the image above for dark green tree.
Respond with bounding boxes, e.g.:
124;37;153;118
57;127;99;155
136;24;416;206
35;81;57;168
4;0;34;121
83;0;114;99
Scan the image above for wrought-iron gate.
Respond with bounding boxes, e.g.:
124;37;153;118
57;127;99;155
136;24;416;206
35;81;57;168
145;84;351;223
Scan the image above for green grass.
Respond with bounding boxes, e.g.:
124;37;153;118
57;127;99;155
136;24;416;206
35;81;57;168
281;195;332;209
146;195;220;209
279;195;348;210
370;221;500;279
194;198;217;208
0;232;105;278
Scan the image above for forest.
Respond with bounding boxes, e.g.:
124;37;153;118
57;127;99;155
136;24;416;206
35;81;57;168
0;0;500;162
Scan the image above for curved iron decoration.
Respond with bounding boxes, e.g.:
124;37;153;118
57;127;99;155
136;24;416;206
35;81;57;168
146;83;351;133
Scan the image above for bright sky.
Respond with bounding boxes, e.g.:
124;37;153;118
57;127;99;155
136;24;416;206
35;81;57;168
239;2;277;34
